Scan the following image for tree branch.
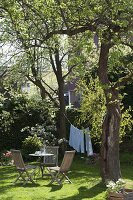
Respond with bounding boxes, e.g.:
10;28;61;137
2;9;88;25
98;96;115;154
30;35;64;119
63;64;77;79
26;74;59;107
114;71;133;88
55;0;69;29
0;69;7;78
60;51;69;63
41;78;58;94
49;49;58;76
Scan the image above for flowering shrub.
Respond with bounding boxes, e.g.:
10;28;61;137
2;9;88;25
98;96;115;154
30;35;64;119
0;151;13;165
106;179;125;193
22;134;42;159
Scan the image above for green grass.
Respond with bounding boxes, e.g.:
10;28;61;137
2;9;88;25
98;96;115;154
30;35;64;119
0;154;133;200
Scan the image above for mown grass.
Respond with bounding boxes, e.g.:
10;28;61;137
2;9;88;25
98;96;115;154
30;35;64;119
0;154;133;200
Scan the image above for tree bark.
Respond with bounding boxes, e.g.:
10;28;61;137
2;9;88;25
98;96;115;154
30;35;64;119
98;43;121;182
55;48;67;153
100;89;121;182
58;80;67;153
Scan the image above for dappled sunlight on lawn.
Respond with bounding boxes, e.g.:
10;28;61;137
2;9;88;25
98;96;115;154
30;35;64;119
0;154;133;200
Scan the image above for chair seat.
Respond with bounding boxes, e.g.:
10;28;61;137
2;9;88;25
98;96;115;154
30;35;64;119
41;163;56;167
48;151;75;185
25;165;37;170
17;165;36;171
49;166;60;171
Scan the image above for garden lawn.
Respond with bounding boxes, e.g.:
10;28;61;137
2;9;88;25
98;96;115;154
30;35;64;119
0;154;133;200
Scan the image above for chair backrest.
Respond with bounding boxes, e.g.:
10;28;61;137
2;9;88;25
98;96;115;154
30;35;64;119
11;150;25;170
44;146;59;166
60;151;75;172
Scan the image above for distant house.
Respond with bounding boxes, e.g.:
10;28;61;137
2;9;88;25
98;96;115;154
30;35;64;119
64;78;81;108
20;72;81;108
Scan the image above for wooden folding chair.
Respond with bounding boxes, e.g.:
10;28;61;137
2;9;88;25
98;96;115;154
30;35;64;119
48;150;75;185
11;150;37;185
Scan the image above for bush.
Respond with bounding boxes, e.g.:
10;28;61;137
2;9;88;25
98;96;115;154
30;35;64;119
22;124;58;146
0;92;56;151
22;134;42;159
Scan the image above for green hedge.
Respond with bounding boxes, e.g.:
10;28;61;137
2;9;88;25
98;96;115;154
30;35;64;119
0;93;55;151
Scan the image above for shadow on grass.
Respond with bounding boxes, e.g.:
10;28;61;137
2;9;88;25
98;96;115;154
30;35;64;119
1;197;14;200
0;184;14;194
0;181;40;192
0;166;40;195
21;182;40;188
77;183;105;199
0;166;17;186
43;184;63;192
46;182;106;200
121;165;133;181
0;166;16;175
0;154;132;199
71;170;100;180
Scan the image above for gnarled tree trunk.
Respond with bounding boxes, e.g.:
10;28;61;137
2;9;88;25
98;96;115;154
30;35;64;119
98;42;121;182
101;89;121;182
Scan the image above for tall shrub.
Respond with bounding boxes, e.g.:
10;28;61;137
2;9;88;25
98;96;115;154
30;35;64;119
0;92;55;151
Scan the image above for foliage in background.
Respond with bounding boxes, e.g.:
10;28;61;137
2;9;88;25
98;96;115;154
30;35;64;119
22;134;42;159
78;78;106;141
120;106;133;140
67;78;133;146
0;92;56;151
108;46;133;82
21;124;58;158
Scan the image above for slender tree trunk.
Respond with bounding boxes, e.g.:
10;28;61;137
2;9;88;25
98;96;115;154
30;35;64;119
54;48;67;153
57;79;67;153
98;43;121;182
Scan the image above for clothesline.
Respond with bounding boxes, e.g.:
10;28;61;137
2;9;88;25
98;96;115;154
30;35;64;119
63;113;72;125
63;113;87;131
63;113;89;133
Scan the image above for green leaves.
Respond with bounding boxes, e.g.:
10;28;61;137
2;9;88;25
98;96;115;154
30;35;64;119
78;78;106;140
120;106;133;139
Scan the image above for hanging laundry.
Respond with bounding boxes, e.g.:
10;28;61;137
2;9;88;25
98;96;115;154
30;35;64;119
83;127;93;156
69;124;85;153
85;132;93;156
76;129;85;153
69;124;75;147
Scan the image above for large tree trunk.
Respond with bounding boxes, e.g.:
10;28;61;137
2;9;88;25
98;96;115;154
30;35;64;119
100;89;121;182
98;42;121;182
